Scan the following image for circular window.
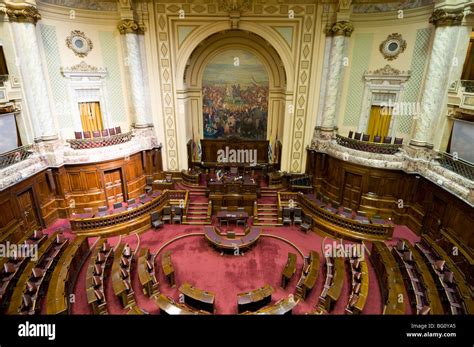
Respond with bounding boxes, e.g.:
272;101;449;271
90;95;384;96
66;31;93;58
379;33;406;61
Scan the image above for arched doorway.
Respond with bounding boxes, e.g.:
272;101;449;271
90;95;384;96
177;29;289;169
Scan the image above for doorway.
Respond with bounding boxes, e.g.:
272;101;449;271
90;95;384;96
366;105;392;141
104;169;124;206
79;102;103;133
17;188;41;230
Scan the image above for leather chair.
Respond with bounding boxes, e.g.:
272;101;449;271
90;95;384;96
31;267;44;279
74;131;83;140
101;129;109;137
354;132;362;141
172;207;182;224
162;207;172;224
362;134;370;141
83;131;92;139
98;206;108;212
115;126;122;134
282;208;292;226
373;135;381;143
348;130;353;139
113;202;123;209
151;211;163;229
145;177;154;193
93;276;102;288
383;136;392;144
94;264;102;276
108;128;116;136
92;130;101;138
300;215;312;233
123;245;132;258
394;137;403;145
101;242;110;253
96;253;106;264
32;229;44;240
293;208;303;225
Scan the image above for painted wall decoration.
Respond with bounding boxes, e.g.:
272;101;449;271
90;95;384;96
202;49;269;140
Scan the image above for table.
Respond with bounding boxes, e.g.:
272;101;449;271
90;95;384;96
179;282;215;313
204;226;261;253
237;284;273;313
216;211;248;227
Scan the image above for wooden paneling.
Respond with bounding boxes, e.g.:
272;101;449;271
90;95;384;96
306;150;474;250
201;138;269;163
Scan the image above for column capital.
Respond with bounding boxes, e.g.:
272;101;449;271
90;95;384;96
429;8;464;27
118;19;145;35
326;21;354;37
1;3;41;24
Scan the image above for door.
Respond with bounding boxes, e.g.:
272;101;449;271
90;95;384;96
422;196;446;237
17;189;40;230
341;172;362;210
366;105;392;141
104;169;124;205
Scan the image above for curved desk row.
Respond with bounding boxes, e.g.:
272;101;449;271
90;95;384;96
155;294;211;315
243;295;298;315
69;190;188;237
296;193;394;241
179;282;215;313
319;255;344;312
204;226;261;252
237;284;273;313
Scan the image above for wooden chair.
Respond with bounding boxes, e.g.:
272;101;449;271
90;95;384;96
362;134;370;141
84;207;93;214
115;126;122;134
113;202;123;209
300;215;312;233
74;131;83;140
92;130;101;138
383;136;392;144
172;207;182;224
108;128;116;136
98;206;108;212
373;136;381;143
293;208;302;225
101;129;109;137
83;131;92;139
354;132;362;141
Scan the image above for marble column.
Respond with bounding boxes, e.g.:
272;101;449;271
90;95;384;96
319;21;354;136
4;4;58;141
410;8;466;148
315;31;333;128
118;19;151;128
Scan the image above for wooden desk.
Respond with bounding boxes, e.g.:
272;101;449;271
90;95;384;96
138;248;159;297
216;211;249;227
179;282;215;313
86;239;113;314
347;257;369;314
296;250;320;300
204;226;261;253
46;236;88;314
154;294;210;315
153;180;175;191
237;284;273;313
281;253;297;288
244;295;298;315
161;250;175;287
319;255;344;311
371;242;407;314
111;243;135;308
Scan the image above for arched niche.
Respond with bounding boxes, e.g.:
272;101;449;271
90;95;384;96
177;29;288;165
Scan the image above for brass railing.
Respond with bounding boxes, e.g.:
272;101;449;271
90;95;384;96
436;152;474;181
0;145;34;169
335;134;401;155
67;131;133;150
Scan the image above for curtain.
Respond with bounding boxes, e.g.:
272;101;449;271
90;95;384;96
79;102;103;134
366;106;391;141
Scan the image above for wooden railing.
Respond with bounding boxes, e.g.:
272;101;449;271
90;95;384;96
0;145;34;169
66;131;133;150
181;170;200;185
436;152;474;181
335;134;402;155
70;190;188;236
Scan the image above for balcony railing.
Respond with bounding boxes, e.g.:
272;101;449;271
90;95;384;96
67;131;133;150
335;134;402;155
436;152;474;181
0;145;34;169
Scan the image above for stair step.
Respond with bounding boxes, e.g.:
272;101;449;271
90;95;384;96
189;202;209;205
187;216;208;220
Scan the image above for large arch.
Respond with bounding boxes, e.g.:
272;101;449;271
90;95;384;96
176;29;291;169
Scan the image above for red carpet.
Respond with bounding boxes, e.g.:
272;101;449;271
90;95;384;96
42;218;419;315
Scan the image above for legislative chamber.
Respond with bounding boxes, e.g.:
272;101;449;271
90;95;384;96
0;1;473;338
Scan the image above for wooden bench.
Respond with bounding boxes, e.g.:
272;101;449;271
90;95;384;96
295;250;320;300
281;252;297;288
161;250;175;287
319;255;344;312
345;256;369;314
